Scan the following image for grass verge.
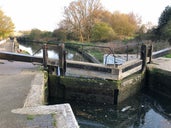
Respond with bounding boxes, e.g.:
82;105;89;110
165;54;171;58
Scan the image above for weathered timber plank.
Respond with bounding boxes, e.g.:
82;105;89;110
0;51;43;63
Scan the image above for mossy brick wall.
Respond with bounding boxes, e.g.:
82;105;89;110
147;68;171;98
61;77;118;104
43;71;49;104
118;74;143;103
48;75;119;104
48;75;65;100
48;73;144;104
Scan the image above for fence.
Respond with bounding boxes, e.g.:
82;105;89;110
65;43;153;80
65;42;141;67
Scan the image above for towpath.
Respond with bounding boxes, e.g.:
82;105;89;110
0;60;38;128
0;40;55;128
149;57;171;72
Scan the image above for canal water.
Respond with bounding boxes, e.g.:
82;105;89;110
69;92;171;128
19;43;87;61
19;43;171;128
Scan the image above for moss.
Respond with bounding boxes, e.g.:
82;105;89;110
51;113;57;127
148;68;171;80
27;115;35;120
49;74;59;82
59;76;118;89
147;67;171;98
116;80;121;85
43;71;49;104
48;72;145;104
48;75;65;99
44;71;48;80
48;75;119;103
118;74;143;103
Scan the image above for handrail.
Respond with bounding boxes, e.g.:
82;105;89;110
32;43;60;56
65;42;141;67
32;47;42;56
30;42;141;68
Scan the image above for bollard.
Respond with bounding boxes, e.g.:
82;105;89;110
148;44;153;63
126;45;128;61
140;44;147;72
43;44;48;69
59;43;66;76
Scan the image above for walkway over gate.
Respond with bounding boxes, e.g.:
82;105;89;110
0;40;171;80
0;42;66;76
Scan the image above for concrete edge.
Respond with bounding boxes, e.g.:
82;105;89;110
12;104;79;128
16;70;79;128
24;71;44;107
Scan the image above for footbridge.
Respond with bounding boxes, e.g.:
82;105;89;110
0;40;171;80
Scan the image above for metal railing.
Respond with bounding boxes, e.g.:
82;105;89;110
65;42;142;67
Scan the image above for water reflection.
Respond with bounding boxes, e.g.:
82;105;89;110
19;43;87;61
69;93;171;128
19;44;59;59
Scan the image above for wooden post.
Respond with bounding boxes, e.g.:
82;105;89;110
13;38;17;52
148;44;153;63
59;43;65;76
137;42;140;58
114;89;119;105
126;45;128;61
43;44;48;69
64;50;66;74
12;40;15;52
141;44;147;72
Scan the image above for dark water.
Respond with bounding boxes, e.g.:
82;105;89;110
62;92;171;128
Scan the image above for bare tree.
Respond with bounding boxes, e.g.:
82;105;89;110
60;0;102;42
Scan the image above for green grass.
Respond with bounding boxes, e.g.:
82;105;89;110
165;54;171;58
27;115;35;120
65;42;105;62
89;50;104;63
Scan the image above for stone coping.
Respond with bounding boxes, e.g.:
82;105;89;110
12;104;79;128
12;71;79;128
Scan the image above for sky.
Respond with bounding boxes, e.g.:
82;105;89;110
0;0;171;31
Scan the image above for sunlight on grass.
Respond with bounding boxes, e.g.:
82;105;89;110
165;54;171;58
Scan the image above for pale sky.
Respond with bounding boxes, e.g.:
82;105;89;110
0;0;171;31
